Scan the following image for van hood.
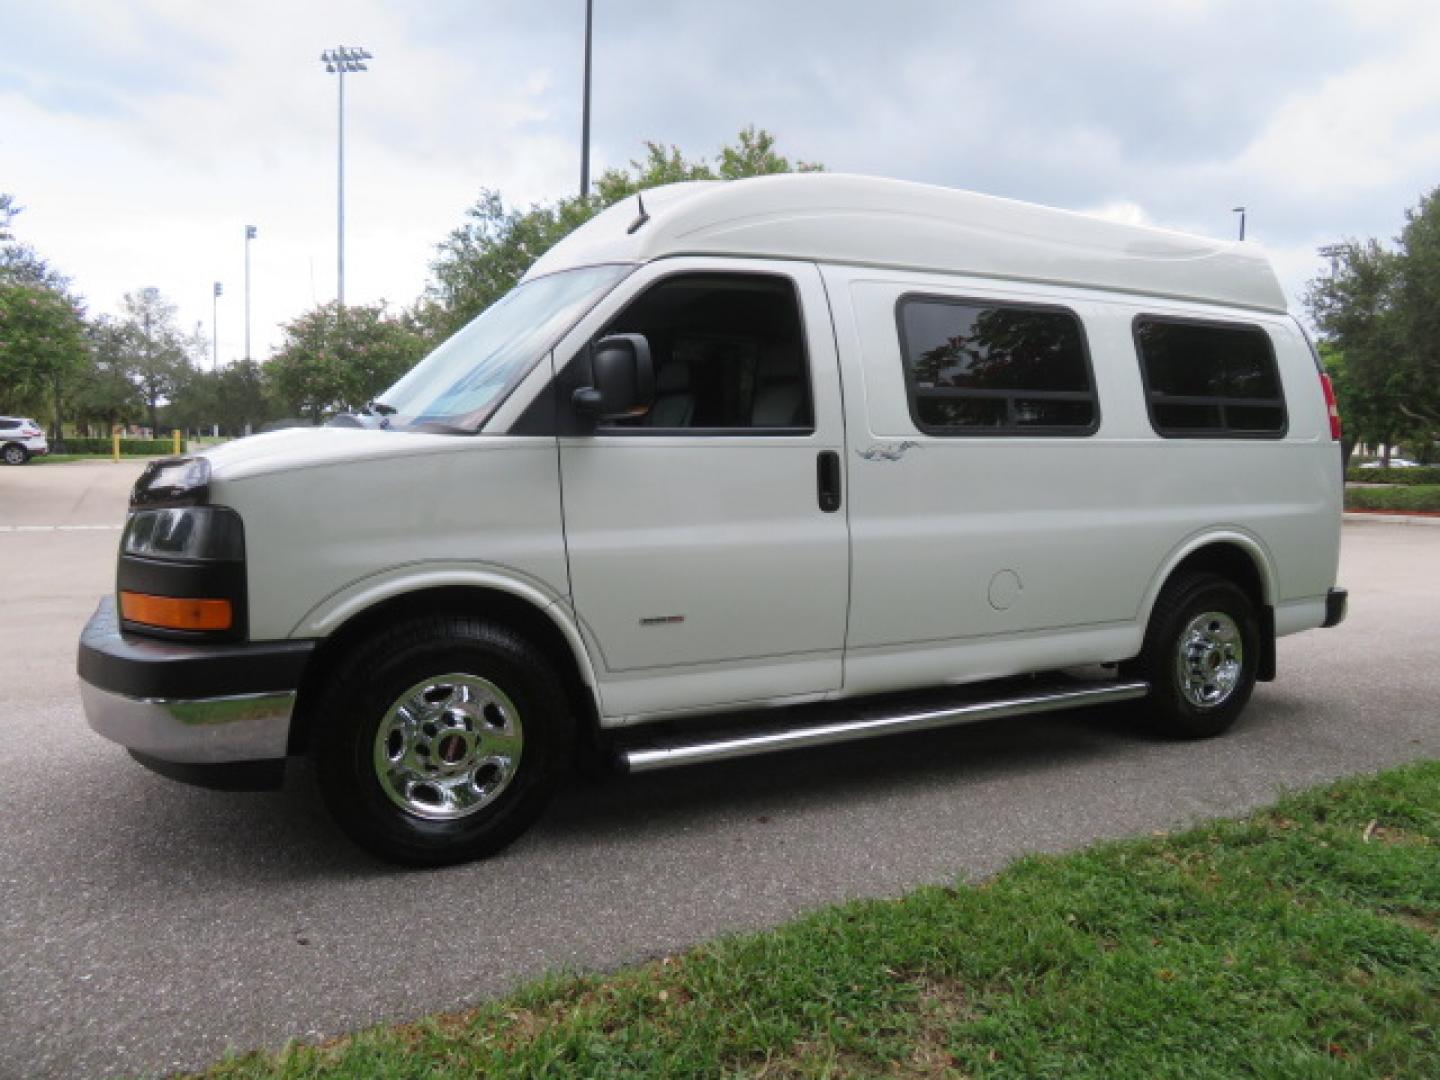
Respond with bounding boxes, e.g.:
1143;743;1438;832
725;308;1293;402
201;426;470;484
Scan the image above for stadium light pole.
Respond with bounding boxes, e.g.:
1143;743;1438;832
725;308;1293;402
212;281;223;371
319;46;372;306
244;225;257;361
1232;206;1247;241
580;0;593;198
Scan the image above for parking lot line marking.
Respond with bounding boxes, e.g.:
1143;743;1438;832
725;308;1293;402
0;524;124;532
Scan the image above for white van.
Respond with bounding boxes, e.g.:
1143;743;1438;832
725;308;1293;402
78;174;1347;864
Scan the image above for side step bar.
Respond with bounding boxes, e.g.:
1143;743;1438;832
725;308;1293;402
619;680;1149;774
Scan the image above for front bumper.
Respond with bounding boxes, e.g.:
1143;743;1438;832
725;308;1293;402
77;596;315;789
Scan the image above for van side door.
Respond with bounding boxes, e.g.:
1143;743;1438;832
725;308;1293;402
825;266;1150;695
557;258;850;721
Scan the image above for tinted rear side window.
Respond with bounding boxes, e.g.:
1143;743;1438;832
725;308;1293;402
1135;317;1286;437
897;297;1098;435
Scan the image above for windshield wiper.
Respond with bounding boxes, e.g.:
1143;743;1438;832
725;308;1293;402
410;419;472;435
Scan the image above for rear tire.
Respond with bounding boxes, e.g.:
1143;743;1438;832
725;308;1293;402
312;616;574;866
2;443;28;466
1126;572;1259;739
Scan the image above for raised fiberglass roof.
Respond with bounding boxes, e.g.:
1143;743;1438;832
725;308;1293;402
524;173;1288;314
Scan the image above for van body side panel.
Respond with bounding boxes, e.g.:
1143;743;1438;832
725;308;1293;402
221;438;571;641
825;265;1339;695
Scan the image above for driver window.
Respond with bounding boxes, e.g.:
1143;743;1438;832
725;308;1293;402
599;273;814;432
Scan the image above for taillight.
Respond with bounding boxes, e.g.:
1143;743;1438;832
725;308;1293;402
1320;373;1341;440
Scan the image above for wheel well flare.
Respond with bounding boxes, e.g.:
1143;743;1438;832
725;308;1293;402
288;586;595;754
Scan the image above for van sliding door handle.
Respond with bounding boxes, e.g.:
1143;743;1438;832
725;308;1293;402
817;451;842;513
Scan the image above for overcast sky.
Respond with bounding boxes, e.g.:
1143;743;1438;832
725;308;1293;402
3;0;1438;362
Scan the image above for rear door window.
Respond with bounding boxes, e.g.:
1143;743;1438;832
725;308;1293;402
1134;316;1287;437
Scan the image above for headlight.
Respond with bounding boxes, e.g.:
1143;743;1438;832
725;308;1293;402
122;507;245;561
118;505;247;638
131;456;211;508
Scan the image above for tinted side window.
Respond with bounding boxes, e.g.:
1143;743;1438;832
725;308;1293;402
1135;317;1286;437
600;274;813;433
896;297;1098;435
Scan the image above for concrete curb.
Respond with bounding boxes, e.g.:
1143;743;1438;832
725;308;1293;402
1343;512;1440;527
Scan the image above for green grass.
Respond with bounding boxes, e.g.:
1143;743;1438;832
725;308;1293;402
25;453;125;465
1346;484;1440;512
189;760;1440;1079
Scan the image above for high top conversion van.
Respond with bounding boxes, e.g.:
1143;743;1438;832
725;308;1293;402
78;174;1347;864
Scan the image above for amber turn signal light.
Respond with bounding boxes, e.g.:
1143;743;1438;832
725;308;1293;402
119;591;233;632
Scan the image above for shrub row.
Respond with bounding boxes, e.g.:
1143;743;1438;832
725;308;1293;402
1346;465;1440;485
57;437;185;456
1345;484;1440;512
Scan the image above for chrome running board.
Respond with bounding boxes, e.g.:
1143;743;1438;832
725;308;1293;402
619;680;1149;774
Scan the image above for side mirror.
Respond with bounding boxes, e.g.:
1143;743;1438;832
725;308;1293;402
573;334;655;421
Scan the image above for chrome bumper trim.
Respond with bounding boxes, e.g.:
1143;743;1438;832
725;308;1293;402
80;681;294;763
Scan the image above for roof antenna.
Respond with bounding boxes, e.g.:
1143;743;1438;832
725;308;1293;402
626;191;651;235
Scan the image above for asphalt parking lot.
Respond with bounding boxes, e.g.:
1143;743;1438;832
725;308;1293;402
2;460;1438;1079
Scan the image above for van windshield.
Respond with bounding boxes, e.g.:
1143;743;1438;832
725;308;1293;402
377;264;633;431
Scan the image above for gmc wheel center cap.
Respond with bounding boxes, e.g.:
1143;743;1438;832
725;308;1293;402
437;732;470;764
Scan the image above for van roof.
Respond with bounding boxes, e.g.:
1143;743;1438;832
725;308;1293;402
524;173;1288;314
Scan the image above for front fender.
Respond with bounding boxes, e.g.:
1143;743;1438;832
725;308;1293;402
291;561;601;694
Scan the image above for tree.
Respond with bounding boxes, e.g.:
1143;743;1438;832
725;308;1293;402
265;301;427;423
128;290;192;434
1394;187;1440;450
1305;240;1405;463
419;127;821;339
0;193;18;243
0;282;89;419
70;317;141;433
1305;185;1440;463
1;192;89;438
167;359;277;436
416;193;597;342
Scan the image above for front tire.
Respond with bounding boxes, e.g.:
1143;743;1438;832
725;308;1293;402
1127;573;1260;739
312;616;574;866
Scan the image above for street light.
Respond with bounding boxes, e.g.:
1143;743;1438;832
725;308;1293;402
319;46;372;307
580;0;593;198
1232;206;1247;241
212;281;223;371
244;225;257;361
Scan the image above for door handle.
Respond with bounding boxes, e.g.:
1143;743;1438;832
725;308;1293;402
817;451;841;513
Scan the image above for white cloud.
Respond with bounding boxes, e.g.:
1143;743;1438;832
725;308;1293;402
1;0;1438;362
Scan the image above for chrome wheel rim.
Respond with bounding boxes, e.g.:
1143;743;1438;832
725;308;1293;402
1175;611;1243;709
372;673;523;820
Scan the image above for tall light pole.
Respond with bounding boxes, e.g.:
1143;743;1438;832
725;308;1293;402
1232;206;1247;241
244;225;257;361
580;0;594;197
320;46;372;307
1317;243;1344;277
212;281;223;371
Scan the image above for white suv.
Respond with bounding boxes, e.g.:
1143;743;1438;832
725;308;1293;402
0;417;48;465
